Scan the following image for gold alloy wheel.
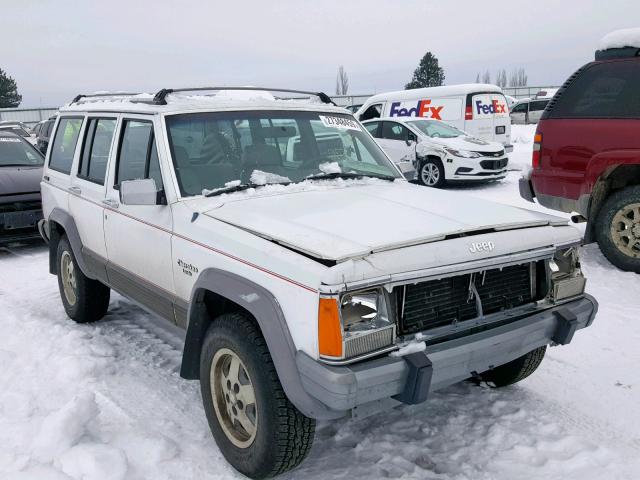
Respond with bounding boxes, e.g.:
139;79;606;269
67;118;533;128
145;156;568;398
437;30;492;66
210;348;258;448
60;251;77;306
611;202;640;258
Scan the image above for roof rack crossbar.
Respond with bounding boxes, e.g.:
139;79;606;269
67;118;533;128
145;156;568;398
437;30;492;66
71;92;142;104
148;86;336;106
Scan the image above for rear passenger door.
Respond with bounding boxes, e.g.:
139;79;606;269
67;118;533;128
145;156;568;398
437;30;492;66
103;116;176;321
69;116;118;263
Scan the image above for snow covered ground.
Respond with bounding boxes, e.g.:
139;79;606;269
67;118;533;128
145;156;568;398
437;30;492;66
1;125;639;480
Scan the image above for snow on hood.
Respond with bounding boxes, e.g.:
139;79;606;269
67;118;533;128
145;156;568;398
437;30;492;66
598;28;640;50
201;181;567;262
420;134;502;153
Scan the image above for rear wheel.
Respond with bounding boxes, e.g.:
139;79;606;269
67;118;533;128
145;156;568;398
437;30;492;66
418;157;446;188
480;346;546;388
56;235;110;323
200;313;315;479
595;186;640;272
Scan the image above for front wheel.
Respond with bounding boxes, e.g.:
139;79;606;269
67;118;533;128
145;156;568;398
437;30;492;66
418;157;446;188
595;186;640;272
200;313;315;479
479;346;546;388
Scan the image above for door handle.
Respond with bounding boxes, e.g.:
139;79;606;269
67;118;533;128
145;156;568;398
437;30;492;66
102;199;119;209
68;186;81;195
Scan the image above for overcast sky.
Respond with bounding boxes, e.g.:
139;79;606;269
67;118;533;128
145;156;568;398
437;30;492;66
1;0;638;107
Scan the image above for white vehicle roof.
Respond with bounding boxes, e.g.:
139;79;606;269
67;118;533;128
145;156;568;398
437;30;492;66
363;83;505;105
59;88;349;116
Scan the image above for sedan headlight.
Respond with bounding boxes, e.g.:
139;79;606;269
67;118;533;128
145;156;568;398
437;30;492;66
445;147;481;158
549;247;586;301
318;289;395;361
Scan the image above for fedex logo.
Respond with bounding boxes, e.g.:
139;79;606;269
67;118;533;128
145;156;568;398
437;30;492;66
475;99;507;115
390;99;444;120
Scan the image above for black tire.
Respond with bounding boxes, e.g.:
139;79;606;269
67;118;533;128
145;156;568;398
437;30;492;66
56;235;110;323
595;186;640;272
480;346;546;388
200;312;315;479
418;157;446;188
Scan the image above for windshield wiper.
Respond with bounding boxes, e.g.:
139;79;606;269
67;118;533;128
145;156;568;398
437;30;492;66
306;172;397;182
204;181;290;197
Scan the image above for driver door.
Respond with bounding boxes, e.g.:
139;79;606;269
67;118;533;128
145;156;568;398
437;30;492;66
103;115;176;322
376;121;417;164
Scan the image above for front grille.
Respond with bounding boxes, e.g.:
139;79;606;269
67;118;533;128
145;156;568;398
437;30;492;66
344;325;395;358
0;200;41;213
398;263;536;335
475;150;505;158
480;158;508;170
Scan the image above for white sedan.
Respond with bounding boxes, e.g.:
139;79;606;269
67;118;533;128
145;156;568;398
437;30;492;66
363;117;508;187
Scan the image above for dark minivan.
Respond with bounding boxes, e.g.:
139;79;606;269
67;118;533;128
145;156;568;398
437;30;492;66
521;38;640;272
0;131;45;244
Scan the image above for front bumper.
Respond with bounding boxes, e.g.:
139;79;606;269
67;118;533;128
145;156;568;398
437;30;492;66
445;154;509;182
296;295;597;416
0;207;44;245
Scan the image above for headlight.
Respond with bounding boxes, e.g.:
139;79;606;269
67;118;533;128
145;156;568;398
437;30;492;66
549;247;586;301
445;147;480;158
318;289;395;361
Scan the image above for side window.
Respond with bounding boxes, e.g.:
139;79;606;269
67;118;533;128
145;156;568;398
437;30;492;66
512;103;527;113
530;101;548;112
49;117;83;174
359;103;382;121
116;119;163;191
364;121;380;137
550;61;640;119
381;122;409;141
78;118;116;184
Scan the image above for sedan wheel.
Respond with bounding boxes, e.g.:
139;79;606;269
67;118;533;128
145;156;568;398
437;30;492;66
419;158;445;188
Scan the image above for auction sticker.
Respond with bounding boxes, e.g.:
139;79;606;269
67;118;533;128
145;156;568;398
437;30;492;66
0;137;21;142
319;115;361;131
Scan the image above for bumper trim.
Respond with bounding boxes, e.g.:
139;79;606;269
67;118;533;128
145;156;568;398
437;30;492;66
296;294;597;416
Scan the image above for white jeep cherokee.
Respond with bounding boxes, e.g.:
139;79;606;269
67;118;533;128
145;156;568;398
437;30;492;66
39;87;597;479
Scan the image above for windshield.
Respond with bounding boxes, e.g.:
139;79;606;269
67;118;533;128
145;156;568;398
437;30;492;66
0;137;43;166
165;110;401;196
0;126;30;137
407;119;465;139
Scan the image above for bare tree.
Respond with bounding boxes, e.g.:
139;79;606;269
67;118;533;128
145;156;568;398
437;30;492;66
509;68;528;87
335;65;349;95
482;70;491;84
495;69;507;88
475;72;481;83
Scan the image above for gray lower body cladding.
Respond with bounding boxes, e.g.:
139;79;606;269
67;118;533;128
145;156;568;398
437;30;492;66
296;294;597;417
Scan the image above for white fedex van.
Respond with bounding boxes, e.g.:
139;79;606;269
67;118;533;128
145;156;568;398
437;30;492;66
355;84;513;152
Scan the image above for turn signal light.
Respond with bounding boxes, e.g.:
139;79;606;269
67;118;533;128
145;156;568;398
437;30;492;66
318;298;343;358
532;132;542;169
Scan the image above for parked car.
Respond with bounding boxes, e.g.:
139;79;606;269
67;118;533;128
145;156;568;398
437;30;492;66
520;30;640;271
0;131;45;244
510;98;551;124
355;84;513;152
363;117;508;187
40;87;596;479
36;117;56;154
0;121;37;145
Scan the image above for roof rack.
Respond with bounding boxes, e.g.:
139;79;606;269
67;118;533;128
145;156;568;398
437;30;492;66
142;87;335;106
70;92;142;104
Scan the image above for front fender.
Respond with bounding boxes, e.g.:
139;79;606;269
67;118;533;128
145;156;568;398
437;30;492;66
181;268;343;420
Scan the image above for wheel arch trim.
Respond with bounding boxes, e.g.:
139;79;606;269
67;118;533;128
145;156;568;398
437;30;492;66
46;208;94;279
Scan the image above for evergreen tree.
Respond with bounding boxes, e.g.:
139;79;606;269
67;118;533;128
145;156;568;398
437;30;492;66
405;52;445;89
0;68;21;108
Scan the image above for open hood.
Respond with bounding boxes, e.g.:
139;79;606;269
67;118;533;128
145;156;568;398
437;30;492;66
202;182;568;262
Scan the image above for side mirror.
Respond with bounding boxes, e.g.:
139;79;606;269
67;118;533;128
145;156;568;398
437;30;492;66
406;138;415;147
120;178;162;206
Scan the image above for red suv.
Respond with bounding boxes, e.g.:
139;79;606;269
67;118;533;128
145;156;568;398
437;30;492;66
520;44;640;272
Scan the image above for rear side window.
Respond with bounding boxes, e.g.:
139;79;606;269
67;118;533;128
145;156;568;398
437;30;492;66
511;103;527;113
49;117;83;174
78;118;116;184
549;60;640;119
116;119;163;191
